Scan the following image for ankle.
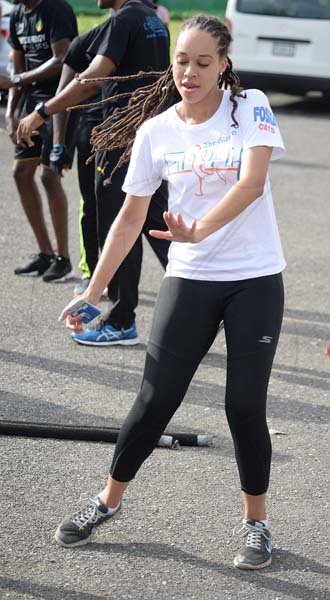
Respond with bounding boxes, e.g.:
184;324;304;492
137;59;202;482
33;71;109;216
99;477;129;508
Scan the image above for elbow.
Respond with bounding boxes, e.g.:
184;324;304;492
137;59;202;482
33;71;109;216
237;178;266;200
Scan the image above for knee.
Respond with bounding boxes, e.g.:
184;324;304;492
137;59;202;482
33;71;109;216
13;162;33;187
225;400;267;431
40;168;59;191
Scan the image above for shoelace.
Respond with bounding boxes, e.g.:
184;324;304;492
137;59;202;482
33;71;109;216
233;522;270;551
72;498;104;530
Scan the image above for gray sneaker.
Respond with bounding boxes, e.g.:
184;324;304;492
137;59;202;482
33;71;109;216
73;278;91;295
54;496;121;548
233;519;272;570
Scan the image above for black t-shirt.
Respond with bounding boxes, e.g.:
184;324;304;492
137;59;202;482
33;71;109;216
88;1;170;120
9;0;78;101
63;21;110;126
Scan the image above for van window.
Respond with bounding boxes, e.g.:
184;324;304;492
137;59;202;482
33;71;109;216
236;0;330;19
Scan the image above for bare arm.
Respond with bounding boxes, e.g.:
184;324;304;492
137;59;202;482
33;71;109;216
5;49;25;143
20;38;71;86
17;54;116;146
82;194;151;303
44;54;116;115
150;146;273;243
53;63;76;145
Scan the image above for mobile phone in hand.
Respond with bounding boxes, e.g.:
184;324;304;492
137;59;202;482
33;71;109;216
59;298;101;325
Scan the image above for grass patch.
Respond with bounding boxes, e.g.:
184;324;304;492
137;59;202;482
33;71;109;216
77;13;108;33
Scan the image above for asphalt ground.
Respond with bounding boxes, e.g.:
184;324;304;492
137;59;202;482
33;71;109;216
0;94;329;600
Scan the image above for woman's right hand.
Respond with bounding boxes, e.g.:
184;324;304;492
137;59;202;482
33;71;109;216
59;291;101;334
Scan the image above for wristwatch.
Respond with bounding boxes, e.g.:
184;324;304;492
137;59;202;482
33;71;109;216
10;74;22;87
34;101;49;120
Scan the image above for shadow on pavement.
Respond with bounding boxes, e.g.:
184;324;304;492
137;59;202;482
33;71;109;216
0;576;108;600
1;348;329;423
79;541;329;600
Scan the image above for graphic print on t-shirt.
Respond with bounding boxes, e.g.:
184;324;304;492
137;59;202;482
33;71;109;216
123;89;286;281
143;15;168;38
164;137;243;197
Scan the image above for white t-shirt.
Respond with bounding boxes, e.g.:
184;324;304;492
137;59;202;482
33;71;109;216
123;89;286;281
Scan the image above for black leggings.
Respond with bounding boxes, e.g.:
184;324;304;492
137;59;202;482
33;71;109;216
110;274;284;496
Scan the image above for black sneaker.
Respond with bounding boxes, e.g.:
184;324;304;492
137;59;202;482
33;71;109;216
42;255;74;283
55;496;122;548
14;252;55;277
233;519;272;570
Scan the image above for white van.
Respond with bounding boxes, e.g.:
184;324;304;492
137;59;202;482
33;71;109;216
225;0;330;95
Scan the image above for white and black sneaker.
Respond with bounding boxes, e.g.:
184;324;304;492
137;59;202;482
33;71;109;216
14;252;55;277
55;496;121;548
233;519;272;570
42;255;74;283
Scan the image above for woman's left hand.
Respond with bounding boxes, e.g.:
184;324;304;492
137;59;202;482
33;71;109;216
149;211;200;243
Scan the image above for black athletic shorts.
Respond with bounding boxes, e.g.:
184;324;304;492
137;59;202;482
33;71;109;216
14;120;53;166
14;93;77;168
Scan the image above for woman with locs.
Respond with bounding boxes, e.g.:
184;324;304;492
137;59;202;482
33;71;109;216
55;14;286;570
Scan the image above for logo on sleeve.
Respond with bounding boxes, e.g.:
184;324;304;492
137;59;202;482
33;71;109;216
144;16;168;39
254;106;277;134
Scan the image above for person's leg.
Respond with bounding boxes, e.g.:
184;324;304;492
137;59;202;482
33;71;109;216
40;166;69;258
76;119;99;281
106;277;224;492
96;151;143;329
55;277;223;546
71;151;143;344
13;158;54;256
36;120;70;259
142;180;170;270
223;273;284;568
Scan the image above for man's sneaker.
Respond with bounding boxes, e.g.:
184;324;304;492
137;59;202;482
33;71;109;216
233;519;272;570
55;496;121;548
72;322;139;346
14;252;55;277
74;278;91;295
42;255;74;283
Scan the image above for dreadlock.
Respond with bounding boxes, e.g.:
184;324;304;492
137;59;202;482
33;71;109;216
77;14;245;185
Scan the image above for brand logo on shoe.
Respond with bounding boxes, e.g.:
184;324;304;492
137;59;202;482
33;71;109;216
258;336;273;344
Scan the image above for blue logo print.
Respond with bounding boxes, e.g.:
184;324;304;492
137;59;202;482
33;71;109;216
254;106;277;126
144;16;168;39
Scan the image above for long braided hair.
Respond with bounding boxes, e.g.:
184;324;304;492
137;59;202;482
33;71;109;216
78;14;245;185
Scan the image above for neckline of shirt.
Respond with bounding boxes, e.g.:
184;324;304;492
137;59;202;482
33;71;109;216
171;90;230;131
22;0;44;15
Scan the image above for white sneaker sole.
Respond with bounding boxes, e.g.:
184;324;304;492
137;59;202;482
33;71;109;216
15;270;40;277
72;336;139;347
233;555;272;570
54;505;122;548
44;269;75;283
